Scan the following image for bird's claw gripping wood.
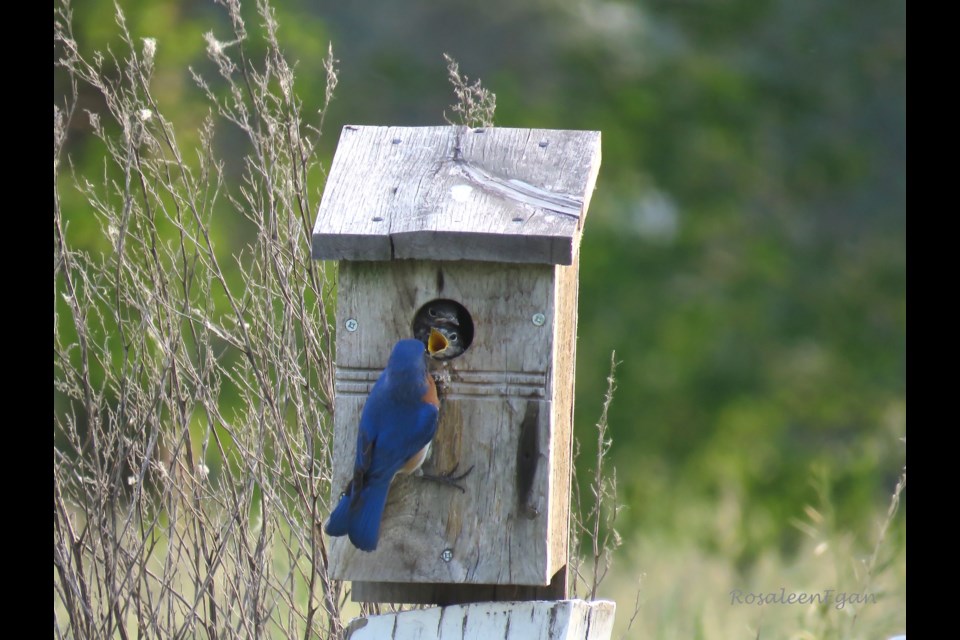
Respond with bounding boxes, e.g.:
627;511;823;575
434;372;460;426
419;462;475;494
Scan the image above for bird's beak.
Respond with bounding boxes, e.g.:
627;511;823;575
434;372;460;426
427;327;449;357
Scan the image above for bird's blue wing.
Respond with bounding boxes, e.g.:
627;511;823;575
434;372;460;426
362;399;438;482
351;374;389;476
392;402;439;461
354;417;375;475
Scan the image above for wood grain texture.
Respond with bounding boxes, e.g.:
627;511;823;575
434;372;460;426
549;256;580;596
327;260;573;589
312;126;602;265
345;599;616;640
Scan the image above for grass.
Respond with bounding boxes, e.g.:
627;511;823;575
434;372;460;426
599;468;905;640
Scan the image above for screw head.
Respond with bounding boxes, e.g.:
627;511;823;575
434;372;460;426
532;313;546;327
345;318;359;332
440;548;453;562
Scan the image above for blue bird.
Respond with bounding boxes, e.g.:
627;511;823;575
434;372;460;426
325;337;444;551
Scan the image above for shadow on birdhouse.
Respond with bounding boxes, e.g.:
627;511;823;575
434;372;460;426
312;125;601;605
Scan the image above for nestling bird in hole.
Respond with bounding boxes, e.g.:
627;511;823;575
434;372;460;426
412;300;466;359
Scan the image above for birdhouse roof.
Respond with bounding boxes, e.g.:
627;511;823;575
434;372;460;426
312;125;601;265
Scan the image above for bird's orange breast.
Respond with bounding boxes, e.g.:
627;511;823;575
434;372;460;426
399;442;431;475
397;372;439;476
421;371;439;408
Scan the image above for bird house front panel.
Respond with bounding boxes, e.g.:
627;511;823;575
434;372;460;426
327;259;573;587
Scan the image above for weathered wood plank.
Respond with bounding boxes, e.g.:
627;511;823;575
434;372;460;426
327;260;568;587
345;600;616;640
312;126;602;265
550;256;580;593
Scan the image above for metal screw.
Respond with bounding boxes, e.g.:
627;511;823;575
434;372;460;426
532;313;546;327
345;318;359;332
440;548;453;563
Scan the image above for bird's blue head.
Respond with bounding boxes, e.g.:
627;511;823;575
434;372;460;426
383;339;430;401
387;339;428;374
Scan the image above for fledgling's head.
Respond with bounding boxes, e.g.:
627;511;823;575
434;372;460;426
427;327;451;358
412;302;461;342
425;302;460;327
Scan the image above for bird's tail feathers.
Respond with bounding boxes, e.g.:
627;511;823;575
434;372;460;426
348;481;391;552
324;492;352;537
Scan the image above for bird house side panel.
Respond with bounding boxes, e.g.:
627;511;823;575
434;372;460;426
547;259;581;586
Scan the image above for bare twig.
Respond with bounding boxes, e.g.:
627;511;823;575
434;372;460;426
54;1;341;637
570;352;627;604
443;53;496;129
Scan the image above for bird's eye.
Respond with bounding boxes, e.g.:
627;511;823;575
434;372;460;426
428;308;438;318
448;333;458;342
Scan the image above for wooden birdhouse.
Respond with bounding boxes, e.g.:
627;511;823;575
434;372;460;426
312;125;601;605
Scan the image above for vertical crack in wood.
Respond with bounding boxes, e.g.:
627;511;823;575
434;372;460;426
452;125;465;162
548;605;560;637
515;401;540;519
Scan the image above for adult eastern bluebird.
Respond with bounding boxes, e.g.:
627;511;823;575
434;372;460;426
324;338;444;552
413;300;466;359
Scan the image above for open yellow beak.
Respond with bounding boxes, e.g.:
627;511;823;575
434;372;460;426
427;327;450;357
